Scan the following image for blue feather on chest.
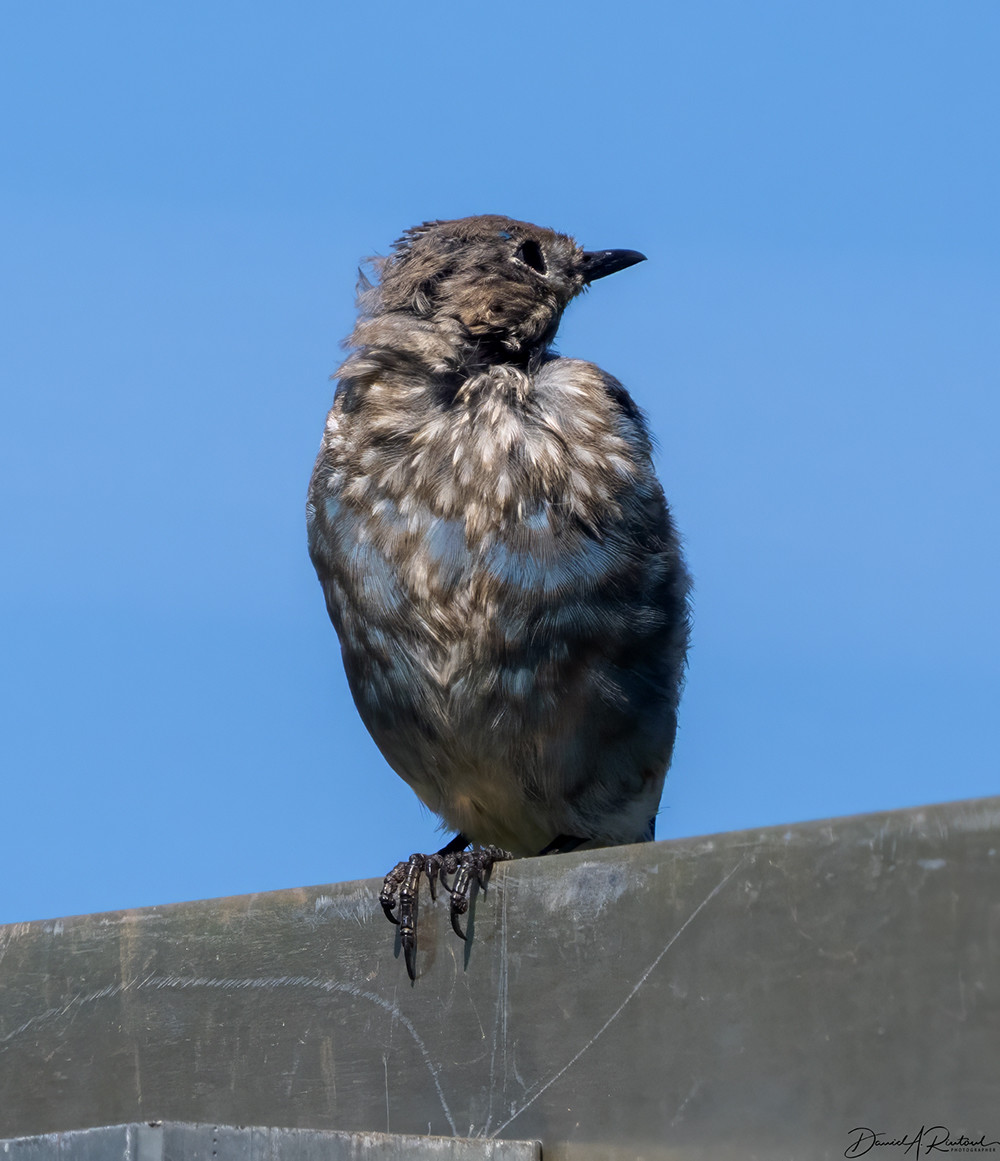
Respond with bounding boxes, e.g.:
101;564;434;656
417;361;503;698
313;490;625;609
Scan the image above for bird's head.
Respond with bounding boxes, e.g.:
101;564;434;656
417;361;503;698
366;215;645;364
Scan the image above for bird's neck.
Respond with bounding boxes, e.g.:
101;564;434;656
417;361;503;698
339;310;552;383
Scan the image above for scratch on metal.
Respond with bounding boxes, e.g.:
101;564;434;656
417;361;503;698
490;856;748;1137
0;972;456;1136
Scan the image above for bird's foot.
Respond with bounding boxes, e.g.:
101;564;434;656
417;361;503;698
379;839;512;980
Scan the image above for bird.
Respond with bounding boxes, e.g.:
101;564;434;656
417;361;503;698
306;215;690;976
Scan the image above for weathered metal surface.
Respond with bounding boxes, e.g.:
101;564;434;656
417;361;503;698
1;798;998;1161
0;1123;539;1160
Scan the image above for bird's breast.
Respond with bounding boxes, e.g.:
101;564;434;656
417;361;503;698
307;358;666;696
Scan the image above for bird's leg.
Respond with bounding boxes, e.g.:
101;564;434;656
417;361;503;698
379;836;511;977
537;834;589;856
378;835;467;980
436;832;472;857
438;845;512;941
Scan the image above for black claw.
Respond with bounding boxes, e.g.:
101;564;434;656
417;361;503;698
426;860;440;901
436;862;455;895
402;933;418;980
450;905;468;941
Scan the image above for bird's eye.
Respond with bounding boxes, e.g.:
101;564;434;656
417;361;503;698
514;239;547;275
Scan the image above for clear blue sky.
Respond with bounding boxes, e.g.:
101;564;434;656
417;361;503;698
2;2;997;924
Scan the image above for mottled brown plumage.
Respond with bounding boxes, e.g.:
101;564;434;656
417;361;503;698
307;215;690;858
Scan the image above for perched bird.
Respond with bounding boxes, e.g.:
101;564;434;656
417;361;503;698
307;215;690;976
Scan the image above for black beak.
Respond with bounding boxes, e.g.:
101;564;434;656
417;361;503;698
580;248;647;283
